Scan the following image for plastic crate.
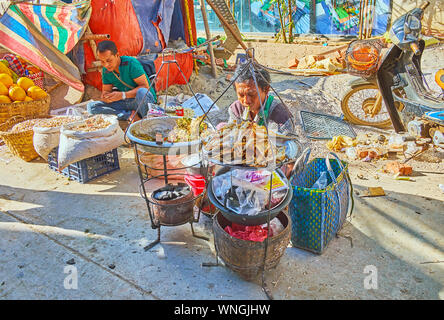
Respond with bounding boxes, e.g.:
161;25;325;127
48;147;120;183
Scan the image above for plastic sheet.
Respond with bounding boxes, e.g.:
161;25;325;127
212;169;288;216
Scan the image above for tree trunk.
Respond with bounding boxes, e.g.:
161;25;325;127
288;0;293;42
276;0;288;43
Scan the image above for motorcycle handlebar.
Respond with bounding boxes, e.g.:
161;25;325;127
410;42;421;55
420;1;430;11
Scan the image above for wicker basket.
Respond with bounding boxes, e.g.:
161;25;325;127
0;115;50;161
213;211;291;280
0;95;50;125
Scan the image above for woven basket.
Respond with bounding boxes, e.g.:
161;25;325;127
0;115;50;161
0;95;50;125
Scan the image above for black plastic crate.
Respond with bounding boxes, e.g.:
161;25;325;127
48;147;120;183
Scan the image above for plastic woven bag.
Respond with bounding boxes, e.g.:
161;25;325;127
289;151;354;254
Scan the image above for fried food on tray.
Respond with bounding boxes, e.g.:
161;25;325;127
203;121;285;167
132;116;211;143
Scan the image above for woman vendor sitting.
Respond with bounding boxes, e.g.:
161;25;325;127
217;62;295;135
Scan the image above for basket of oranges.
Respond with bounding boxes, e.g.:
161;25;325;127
0;115;51;161
0;71;50;125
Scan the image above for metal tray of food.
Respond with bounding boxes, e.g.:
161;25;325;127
127;116;214;155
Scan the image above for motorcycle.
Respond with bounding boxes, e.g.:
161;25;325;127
341;1;444;144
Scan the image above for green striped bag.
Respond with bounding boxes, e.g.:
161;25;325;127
289;152;354;254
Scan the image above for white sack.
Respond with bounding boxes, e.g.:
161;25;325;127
33;116;81;160
57;115;124;169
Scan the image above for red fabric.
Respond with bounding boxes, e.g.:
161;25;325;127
154;52;193;92
151;15;166;50
224;223;269;242
84;0;143;90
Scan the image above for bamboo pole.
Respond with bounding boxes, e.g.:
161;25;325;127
200;0;217;78
358;0;364;39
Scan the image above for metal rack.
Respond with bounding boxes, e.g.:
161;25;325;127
125;49;214;250
199;48;300;300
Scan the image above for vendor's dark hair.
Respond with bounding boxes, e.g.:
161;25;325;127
97;40;118;55
233;62;271;90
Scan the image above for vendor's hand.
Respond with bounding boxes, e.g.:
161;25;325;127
104;91;123;103
100;91;112;103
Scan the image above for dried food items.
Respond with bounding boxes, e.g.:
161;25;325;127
69;115;111;132
203;121;285;167
132;116;210;143
34;116;79;128
8;118;43;133
183;108;195;118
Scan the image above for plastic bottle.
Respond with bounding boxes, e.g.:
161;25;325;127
388;133;405;147
345;147;358;160
404;141;421;157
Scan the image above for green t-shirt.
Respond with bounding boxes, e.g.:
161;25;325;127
102;56;157;102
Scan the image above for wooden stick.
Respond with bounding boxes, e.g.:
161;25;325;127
276;0;287;43
358;0;364;39
80;34;110;41
205;0;251;57
367;0;375;38
47;81;63;94
364;0;370;39
200;0;217;78
85;26;99;61
288;0;293;42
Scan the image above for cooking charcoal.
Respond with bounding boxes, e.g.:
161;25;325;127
153;184;190;201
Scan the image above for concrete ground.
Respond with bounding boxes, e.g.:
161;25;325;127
0;45;443;300
0;146;443;299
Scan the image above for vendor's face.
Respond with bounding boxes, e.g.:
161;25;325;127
235;80;269;114
98;50;119;72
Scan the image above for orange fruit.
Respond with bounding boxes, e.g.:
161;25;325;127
0;82;8;95
9;86;26;101
24;96;33;101
0;73;13;88
0;94;11;103
27;86;47;100
17;77;35;91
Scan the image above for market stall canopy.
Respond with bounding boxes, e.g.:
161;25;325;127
0;0;91;93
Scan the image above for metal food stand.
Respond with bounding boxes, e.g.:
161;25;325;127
125;49;215;250
199;48;302;300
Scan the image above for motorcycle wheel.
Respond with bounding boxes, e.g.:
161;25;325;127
341;83;393;128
